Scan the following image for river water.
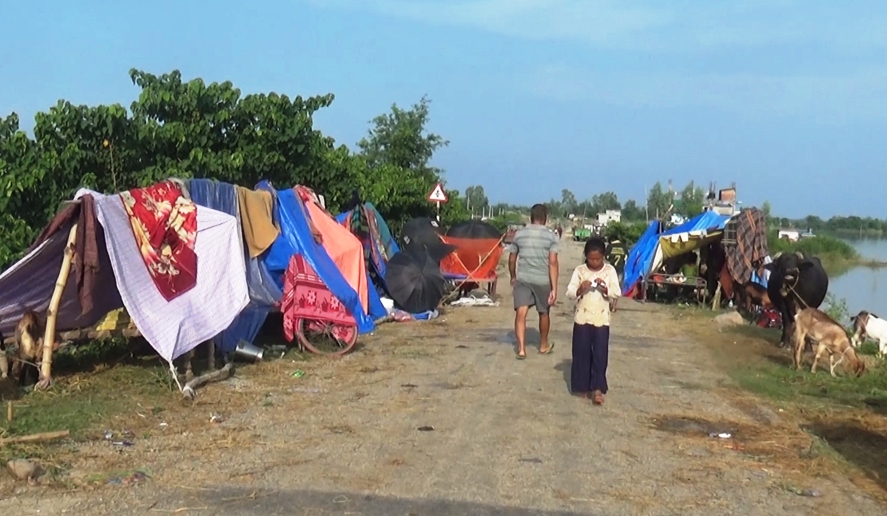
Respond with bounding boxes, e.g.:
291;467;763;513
827;239;887;317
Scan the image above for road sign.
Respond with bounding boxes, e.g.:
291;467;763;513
427;183;448;203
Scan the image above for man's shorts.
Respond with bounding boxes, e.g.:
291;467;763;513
513;281;552;314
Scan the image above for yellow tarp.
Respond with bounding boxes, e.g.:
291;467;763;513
93;308;135;331
658;231;723;259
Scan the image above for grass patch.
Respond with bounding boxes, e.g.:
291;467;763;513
767;231;876;270
707;320;887;413
0;338;180;465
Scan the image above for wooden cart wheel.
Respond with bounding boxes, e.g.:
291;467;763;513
295;318;358;356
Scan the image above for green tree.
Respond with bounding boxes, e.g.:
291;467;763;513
761;200;772;225
0;70;469;269
357;95;447;181
621;199;646;222
646;182;672;220
561;189;577;216
354;95;466;228
590;191;621;214
676;181;705;217
464;185;489;213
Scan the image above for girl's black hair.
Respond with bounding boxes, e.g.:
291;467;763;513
584;236;606;257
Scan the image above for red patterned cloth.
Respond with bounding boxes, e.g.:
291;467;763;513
119;180;198;301
281;254;356;342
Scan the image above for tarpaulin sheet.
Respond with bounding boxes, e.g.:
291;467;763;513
439;236;503;281
258;182;375;334
657;210;730;259
622;220;662;296
188;179;282;353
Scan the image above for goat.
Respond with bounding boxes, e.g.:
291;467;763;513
734;281;772;314
0;329;7;379
11;310;46;387
180;340;217;382
793;308;865;377
850;310;887;357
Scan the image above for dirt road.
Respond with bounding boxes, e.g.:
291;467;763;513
1;240;884;515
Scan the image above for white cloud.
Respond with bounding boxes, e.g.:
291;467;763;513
306;0;887;52
522;64;887;121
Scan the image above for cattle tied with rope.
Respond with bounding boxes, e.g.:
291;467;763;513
763;251;829;348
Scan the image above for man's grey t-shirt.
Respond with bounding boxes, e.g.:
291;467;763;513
507;224;560;287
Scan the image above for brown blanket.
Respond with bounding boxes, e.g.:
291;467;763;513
28;195;101;315
236;187;280;258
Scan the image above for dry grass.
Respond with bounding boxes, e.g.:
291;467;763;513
672;306;887;504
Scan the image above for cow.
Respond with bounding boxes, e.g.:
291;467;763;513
763;251;829;348
850;310;887;357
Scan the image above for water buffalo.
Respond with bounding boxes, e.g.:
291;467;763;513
763;251;829;347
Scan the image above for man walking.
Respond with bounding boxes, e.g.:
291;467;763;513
605;234;626;311
508;204;559;359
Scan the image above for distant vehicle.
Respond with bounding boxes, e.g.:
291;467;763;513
573;227;592;241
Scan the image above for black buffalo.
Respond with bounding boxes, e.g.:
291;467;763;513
763;251;829;347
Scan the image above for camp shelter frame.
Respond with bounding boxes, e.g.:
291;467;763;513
639;210;730;307
439;234;506;299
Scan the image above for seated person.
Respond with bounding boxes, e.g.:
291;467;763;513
680;252;699;279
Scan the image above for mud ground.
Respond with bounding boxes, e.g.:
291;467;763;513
1;240;885;515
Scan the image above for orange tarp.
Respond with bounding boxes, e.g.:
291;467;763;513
303;201;369;312
440;236;503;281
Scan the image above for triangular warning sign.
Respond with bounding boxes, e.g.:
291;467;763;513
427;183;448;203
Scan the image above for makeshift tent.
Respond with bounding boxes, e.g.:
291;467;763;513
187;179;282;353
0;186;250;366
621;220;663;296
439;236;503;287
647;210;731;277
337;202;398;320
258;182;376;334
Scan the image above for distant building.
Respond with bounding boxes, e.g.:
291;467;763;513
704;186;741;217
596;209;622;226
778;229;800;242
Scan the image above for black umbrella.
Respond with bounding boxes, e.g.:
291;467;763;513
446;220;502;239
402;217;443;249
385;248;447;313
406;239;457;264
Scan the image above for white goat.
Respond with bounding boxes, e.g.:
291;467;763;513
850;310;887;357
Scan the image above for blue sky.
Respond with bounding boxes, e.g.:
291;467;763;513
2;0;885;218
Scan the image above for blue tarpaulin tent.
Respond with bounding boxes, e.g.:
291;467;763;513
187;180;377;354
621;211;731;296
257;182;376;335
621;220;662;295
188;179;281;353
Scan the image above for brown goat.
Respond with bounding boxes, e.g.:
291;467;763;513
11;310;46;387
793;308;865;377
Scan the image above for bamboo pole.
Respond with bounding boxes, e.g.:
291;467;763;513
0;430;70;446
39;224;78;389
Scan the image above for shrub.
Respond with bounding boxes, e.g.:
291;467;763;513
768;231;859;262
605;221;648;247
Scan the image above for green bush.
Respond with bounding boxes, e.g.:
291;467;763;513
486;213;524;232
767;231;859;262
605;221;648;247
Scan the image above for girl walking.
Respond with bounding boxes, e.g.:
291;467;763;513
566;237;621;405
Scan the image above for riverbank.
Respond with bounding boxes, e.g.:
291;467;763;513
681;307;887;504
767;232;887;271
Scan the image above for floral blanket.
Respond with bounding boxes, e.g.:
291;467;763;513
119;181;198;301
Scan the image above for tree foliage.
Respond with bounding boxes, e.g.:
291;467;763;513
676;180;705;217
646;182;673;219
464;185;489;212
0;70;467;269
